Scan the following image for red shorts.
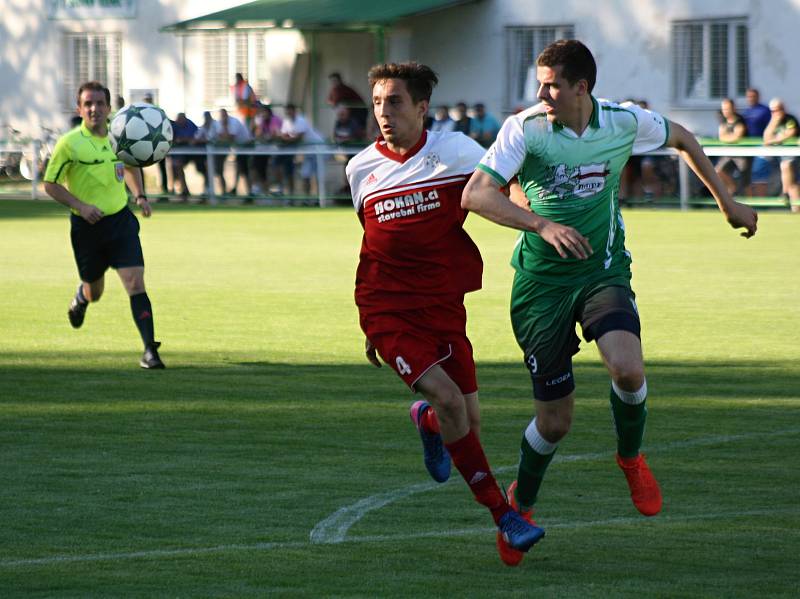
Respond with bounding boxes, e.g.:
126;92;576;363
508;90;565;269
359;301;478;394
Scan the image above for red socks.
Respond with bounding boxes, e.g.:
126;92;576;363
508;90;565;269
446;430;510;524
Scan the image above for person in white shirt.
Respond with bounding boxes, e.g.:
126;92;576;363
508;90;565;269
277;104;325;195
210;108;252;196
430;105;456;133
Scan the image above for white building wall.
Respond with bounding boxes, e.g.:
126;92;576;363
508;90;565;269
1;0;798;139
404;0;800;136
0;0;244;136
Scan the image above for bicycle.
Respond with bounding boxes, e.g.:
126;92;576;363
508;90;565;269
20;127;58;182
0;125;24;179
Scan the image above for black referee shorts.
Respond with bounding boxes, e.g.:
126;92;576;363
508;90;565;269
70;207;144;283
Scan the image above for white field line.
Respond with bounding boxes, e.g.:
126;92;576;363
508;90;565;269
1;428;798;568
309;427;800;544
343;507;800;545
2;508;797;569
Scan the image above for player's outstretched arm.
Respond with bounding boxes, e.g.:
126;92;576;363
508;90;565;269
665;120;758;238
124;166;151;217
462;170;593;259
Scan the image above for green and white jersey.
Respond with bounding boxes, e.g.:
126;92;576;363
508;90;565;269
478;97;669;286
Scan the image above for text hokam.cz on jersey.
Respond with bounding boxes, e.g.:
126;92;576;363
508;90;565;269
374;189;440;222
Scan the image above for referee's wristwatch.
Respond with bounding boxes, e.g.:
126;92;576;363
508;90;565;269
135;194;148;202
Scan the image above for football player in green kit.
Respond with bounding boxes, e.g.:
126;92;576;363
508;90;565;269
462;40;757;566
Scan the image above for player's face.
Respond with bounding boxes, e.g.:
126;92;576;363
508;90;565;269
77;89;110;135
536;65;584;125
372;78;427;153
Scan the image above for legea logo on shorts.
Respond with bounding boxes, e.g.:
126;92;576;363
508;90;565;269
527;354;538;374
545;372;572;386
396;356;412;375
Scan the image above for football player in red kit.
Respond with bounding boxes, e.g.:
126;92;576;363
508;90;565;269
346;61;544;557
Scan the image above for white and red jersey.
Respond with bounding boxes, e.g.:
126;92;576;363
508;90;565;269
347;130;485;313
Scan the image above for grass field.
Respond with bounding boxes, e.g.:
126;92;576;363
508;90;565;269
0;199;798;598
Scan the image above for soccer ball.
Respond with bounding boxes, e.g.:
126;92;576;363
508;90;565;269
109;103;173;167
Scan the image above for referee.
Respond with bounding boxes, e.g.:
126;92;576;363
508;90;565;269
44;81;164;369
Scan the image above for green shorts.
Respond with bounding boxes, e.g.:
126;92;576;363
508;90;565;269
510;271;640;401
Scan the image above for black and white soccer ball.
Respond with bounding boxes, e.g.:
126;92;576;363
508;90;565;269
109;103;173;167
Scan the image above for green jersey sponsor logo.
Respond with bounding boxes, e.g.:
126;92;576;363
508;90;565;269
542;161;611;200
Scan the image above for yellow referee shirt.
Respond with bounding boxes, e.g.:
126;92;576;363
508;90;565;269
44;122;129;216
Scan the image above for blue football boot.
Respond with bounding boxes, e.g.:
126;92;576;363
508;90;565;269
409;400;451;483
497;509;545;556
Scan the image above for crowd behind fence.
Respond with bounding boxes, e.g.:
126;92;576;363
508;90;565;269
1;138;800;209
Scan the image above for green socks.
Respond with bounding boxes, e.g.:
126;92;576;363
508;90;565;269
609;380;648;458
515;418;557;510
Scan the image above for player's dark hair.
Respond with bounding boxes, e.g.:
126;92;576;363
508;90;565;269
537;40;597;93
367;62;438;104
77;81;110;106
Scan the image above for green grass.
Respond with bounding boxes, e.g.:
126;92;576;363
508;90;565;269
0;200;798;597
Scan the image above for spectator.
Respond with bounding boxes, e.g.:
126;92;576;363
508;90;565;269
430;105;455;132
742;88;771;137
210;108;252;197
114;95;125;115
142;93;169;197
191;111;215;197
332;105;365;196
763;98;799;211
251;103;282;195
742;88;773;193
232;73;258;128
277;104;325;196
470;102;501;147
452;102;473;136
169;112;199;201
715;98;751;196
332;105;365;144
423;108;434;130
327;72;368;132
619;99;672;201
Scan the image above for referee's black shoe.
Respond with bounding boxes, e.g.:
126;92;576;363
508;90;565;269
140;342;165;369
68;297;88;329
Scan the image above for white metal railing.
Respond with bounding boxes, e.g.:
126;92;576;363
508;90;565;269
163;143;366;207
647;144;800;210
3;140;800;208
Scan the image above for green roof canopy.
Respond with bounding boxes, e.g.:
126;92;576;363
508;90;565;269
161;0;476;32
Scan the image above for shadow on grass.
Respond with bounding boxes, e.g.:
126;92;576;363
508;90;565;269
0;198;349;220
1;354;798;405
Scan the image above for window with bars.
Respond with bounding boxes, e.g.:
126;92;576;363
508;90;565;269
505;25;575;110
671;18;749;104
202;31;269;108
61;33;121;110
